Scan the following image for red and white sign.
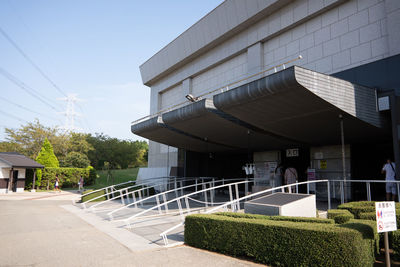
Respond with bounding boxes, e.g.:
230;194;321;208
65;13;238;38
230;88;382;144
375;201;397;233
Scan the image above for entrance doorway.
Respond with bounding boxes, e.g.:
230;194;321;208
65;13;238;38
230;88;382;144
281;148;310;192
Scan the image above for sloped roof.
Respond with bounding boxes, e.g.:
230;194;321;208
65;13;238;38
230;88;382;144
0;152;44;168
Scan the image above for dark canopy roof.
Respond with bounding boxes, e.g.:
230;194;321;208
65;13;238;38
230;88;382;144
132;66;390;152
0;152;44;168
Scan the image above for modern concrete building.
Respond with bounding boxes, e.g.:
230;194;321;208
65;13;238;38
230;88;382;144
132;0;400;199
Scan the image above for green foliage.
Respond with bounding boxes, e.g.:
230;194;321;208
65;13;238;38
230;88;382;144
36;138;59;168
37;167;90;189
86;166;98;185
87;133;148;169
393;230;400;259
64;151;90;168
327;209;354;224
0;120;147;170
215;212;334;224
184;213;376;266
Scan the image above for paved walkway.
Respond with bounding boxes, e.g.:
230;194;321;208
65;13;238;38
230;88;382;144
0;191;263;267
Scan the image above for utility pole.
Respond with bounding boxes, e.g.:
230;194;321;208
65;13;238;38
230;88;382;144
58;94;81;132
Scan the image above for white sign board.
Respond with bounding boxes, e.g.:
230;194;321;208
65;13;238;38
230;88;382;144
286;148;299;157
375;201;397;233
378;96;390;111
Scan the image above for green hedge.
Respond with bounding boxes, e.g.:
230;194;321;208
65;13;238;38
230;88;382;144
215;212;334;224
338;201;400;219
36;167;97;190
185;214;376;266
327;209;354;224
393;231;400;259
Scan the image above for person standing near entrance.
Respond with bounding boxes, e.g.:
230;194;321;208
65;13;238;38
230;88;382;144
284;167;298;193
382;158;397;201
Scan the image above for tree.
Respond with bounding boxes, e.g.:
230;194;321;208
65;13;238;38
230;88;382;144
36;138;59;168
64;152;90;168
86;133;148;169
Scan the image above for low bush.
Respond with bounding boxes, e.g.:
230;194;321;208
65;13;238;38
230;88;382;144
185;214;376;266
338;201;400;219
36;167;97;190
393;230;400;259
327;209;354;224
215;212;334;224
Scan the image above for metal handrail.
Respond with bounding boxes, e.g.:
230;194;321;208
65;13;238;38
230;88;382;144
80;180;135;198
123;180;251;228
107;177;250;220
131;55;303;125
89;177;216;212
159;179;328;246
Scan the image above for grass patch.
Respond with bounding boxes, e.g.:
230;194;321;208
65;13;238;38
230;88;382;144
84;168;139;190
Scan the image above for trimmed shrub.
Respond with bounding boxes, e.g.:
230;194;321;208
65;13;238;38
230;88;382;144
185;214;376;266
393;230;400;259
86;166;98;185
39;167;89;189
215;212;334;224
338;201;400;219
338;201;376;218
327;209;354;224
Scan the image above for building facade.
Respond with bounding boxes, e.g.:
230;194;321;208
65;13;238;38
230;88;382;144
133;0;400;198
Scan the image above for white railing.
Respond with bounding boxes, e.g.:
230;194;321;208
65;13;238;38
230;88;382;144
159;179;328;246
88;177;216;212
122;180;251;230
107;178;251;221
159;179;400;246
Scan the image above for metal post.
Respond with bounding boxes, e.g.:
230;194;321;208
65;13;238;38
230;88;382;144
307;182;309;194
162;193;168;213
367;182;372;201
185;197;190;213
204;184;208;208
132;192;137;208
177;199;184;221
235;183;240;211
105;187;109;200
340;181;344;204
228;185;233;211
332;181;336;199
384;232;391;267
339;114;347;201
120;191;125;205
155;195;162;214
138;190;143;207
398;183;400;203
245;178;249;195
327;181;331;210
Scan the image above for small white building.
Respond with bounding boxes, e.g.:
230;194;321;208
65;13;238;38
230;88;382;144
0;152;44;193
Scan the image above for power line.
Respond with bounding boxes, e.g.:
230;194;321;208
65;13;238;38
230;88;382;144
0;67;60;111
76;103;92;132
0;108;28;123
0;25;68;97
0;95;62;123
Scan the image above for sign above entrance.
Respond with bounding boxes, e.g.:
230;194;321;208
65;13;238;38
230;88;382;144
286;148;299;157
375;201;397;233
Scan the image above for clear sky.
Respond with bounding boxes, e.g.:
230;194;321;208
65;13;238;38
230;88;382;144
0;0;223;141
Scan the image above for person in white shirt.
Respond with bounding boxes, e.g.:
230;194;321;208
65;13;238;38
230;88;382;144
382;158;397;201
284;167;298;193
